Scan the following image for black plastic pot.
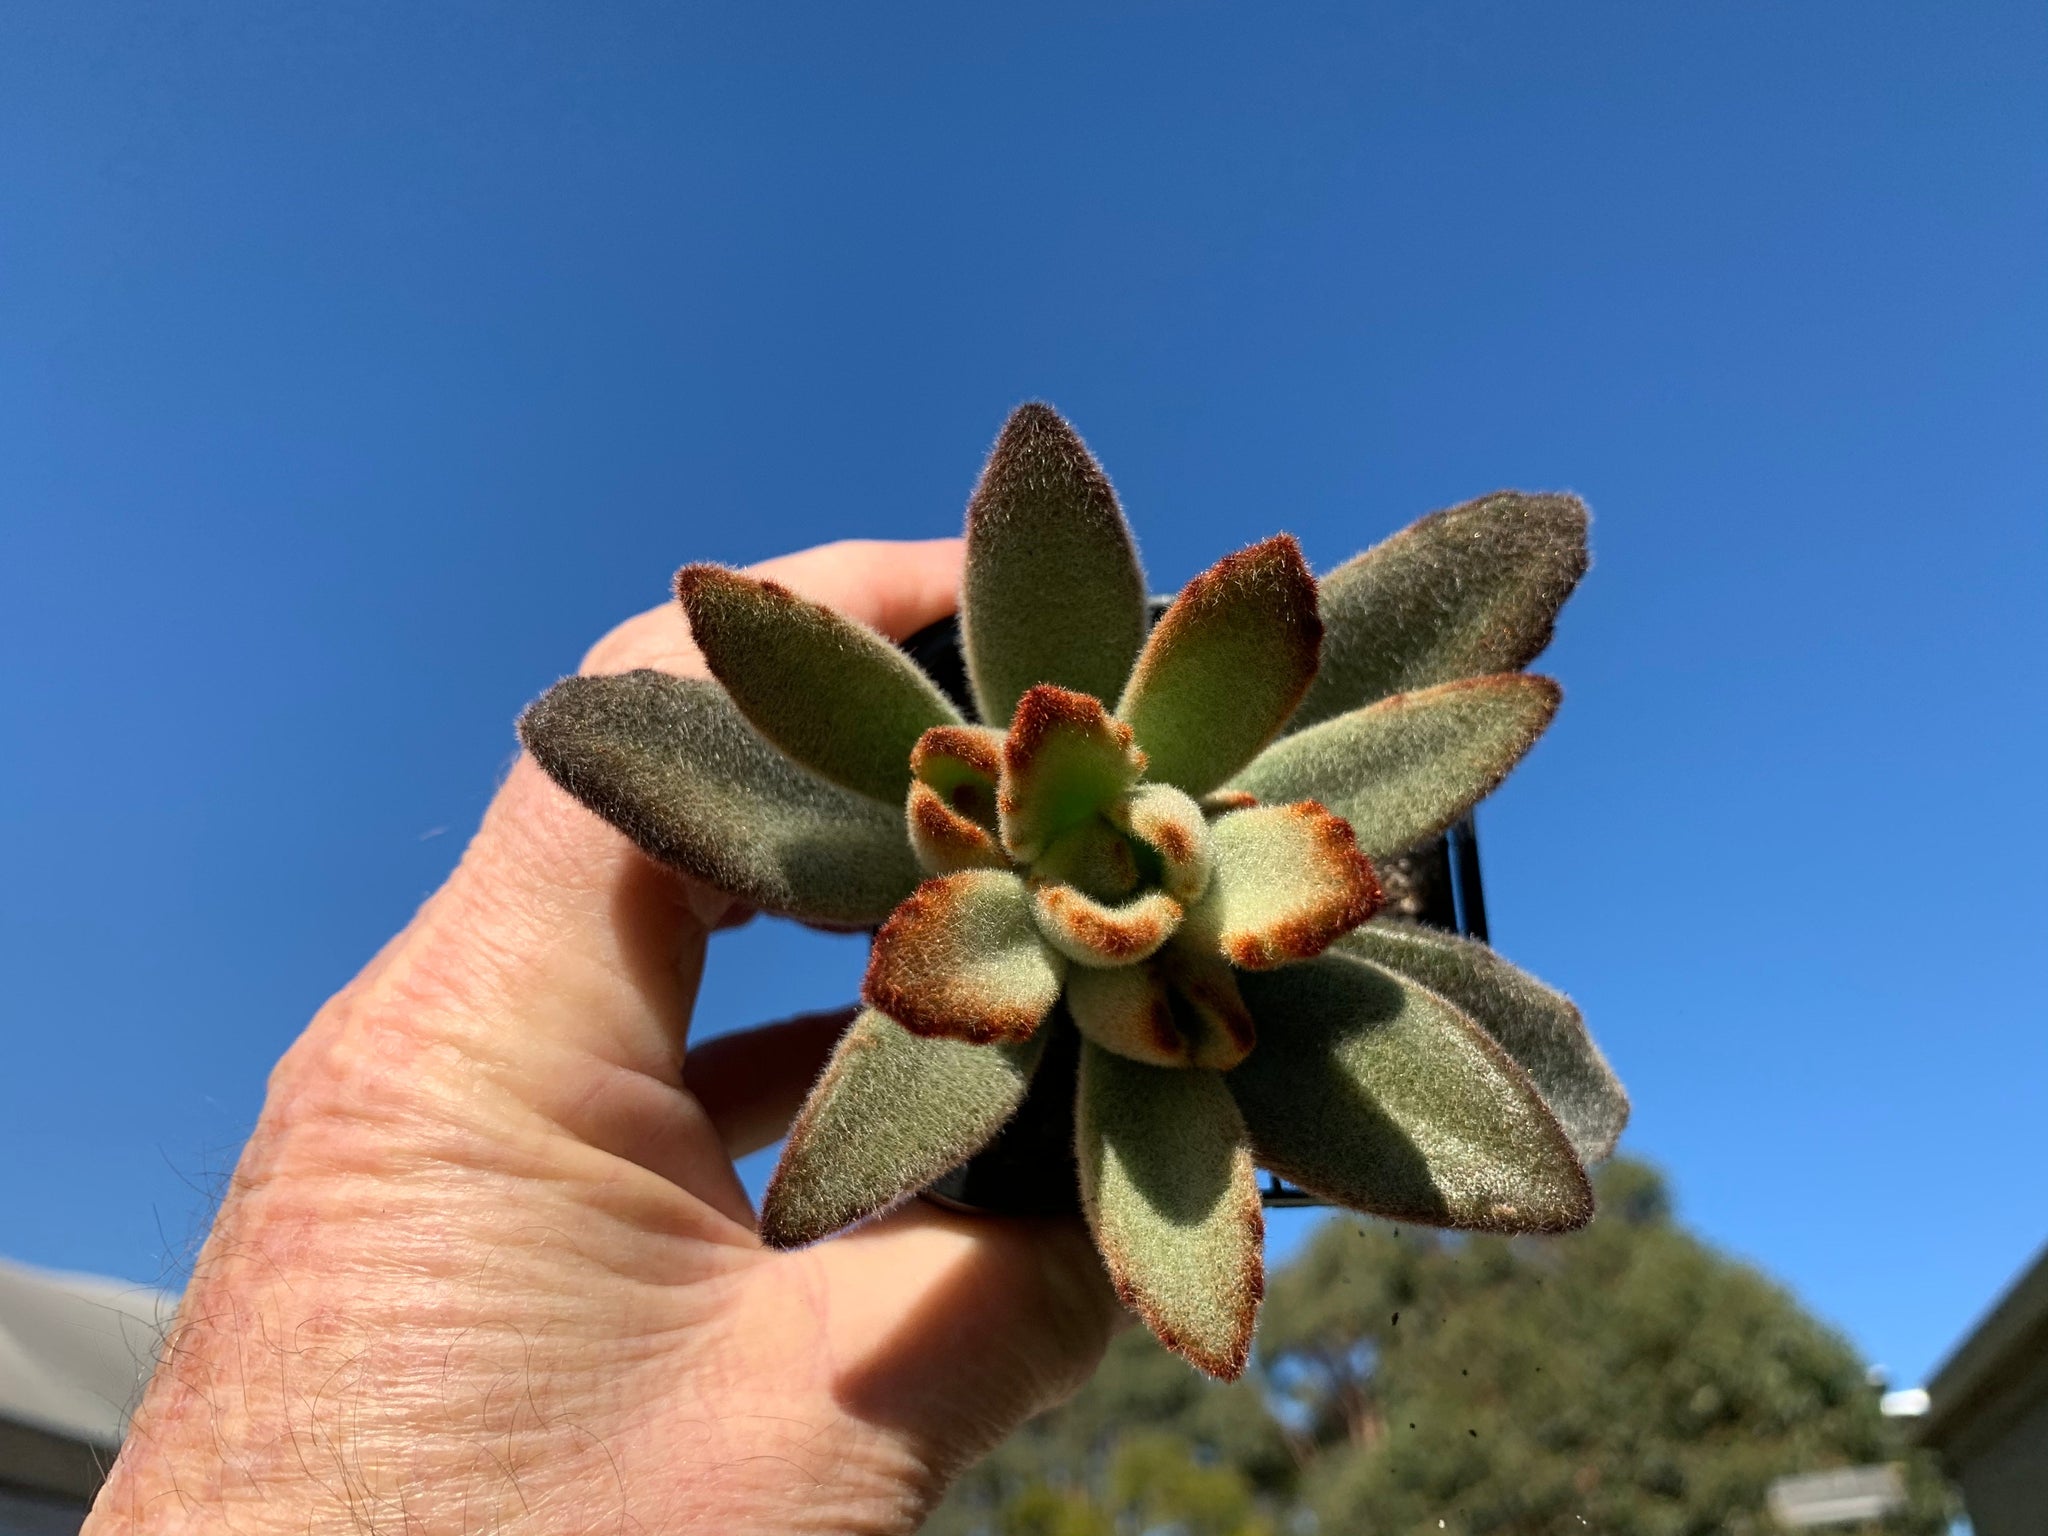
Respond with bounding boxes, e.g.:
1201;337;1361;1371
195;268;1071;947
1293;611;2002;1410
896;612;1490;1216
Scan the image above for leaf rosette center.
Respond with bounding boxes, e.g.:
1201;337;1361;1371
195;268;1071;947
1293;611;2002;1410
868;590;1386;1071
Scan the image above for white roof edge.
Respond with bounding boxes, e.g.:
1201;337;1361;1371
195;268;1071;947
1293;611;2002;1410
0;1256;181;1448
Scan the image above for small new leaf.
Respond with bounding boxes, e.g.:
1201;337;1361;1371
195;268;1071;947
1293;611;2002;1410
1159;947;1258;1070
519;671;922;927
1067;963;1189;1068
1113;784;1213;905
999;686;1146;862
864;870;1065;1043
906;782;1007;875
1179;802;1382;970
1078;1044;1265;1379
1229;674;1560;861
1032;884;1183;970
762;1009;1046;1247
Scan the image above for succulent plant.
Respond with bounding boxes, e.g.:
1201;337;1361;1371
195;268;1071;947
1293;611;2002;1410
518;403;1627;1380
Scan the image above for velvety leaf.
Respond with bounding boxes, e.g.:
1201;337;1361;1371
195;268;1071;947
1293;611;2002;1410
676;565;961;803
1115;535;1322;796
1179;803;1382;970
864;870;1065;1043
1078;1044;1265;1380
1290;491;1589;733
1067;963;1189;1068
905;782;1008;875
519;671;921;927
1113;784;1213;904
1339;921;1628;1163
1158;947;1257;1070
998;686;1146;862
761;1008;1046;1247
1229;674;1560;861
962;403;1149;725
910;724;1006;828
1199;788;1260;817
1035;817;1141;902
1031;883;1183;969
1231;954;1593;1232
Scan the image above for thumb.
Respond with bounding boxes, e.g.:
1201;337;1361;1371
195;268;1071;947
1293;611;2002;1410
803;1203;1130;1480
351;539;964;1085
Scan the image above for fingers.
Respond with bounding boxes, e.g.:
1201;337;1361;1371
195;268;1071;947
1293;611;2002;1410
474;534;964;934
580;537;965;676
431;534;964;1017
332;538;960;1185
683;1007;854;1158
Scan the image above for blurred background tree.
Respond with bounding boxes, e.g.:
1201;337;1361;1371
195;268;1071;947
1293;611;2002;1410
928;1161;1952;1535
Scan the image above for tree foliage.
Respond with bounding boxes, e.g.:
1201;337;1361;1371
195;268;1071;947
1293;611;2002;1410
927;1160;1952;1535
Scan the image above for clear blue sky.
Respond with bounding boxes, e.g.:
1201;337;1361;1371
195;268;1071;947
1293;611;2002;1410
4;3;2042;1392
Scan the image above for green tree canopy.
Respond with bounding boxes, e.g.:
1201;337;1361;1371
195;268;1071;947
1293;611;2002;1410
929;1160;1951;1535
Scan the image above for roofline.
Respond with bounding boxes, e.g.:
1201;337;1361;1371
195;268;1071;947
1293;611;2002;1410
1918;1239;2048;1448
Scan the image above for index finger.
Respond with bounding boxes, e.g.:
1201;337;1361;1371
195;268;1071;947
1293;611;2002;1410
395;537;963;1081
580;537;965;677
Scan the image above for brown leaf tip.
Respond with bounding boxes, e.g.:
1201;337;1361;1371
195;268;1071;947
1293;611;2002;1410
912;725;1006;828
673;565;821;656
913;725;1004;783
1033;884;1182;967
862;880;1045;1044
973;402;1118;516
1179;533;1319;629
1003;684;1139;779
1109;1189;1265;1380
1201;789;1260;816
1225;803;1384;970
673;562;794;608
1379;670;1563;716
906;782;1006;871
1149;817;1195;866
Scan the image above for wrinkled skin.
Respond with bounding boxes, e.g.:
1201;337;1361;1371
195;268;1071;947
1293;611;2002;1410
86;539;1125;1536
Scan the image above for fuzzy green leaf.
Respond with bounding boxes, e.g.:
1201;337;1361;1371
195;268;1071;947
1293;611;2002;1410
864;870;1065;1044
911;725;1005;816
1231;954;1593;1232
1158;947;1258;1070
1338;921;1628;1163
676;565;961;803
762;1008;1046;1247
518;671;922;927
1113;784;1213;905
1067;963;1187;1068
1035;817;1142;903
1031;884;1183;969
1179;803;1382;970
1078;1044;1265;1379
1116;535;1322;796
962;403;1149;725
999;685;1146;862
1229;674;1560;861
905;781;1008;874
1290;491;1589;733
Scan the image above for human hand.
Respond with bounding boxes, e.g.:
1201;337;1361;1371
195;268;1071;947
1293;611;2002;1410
87;538;1126;1536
